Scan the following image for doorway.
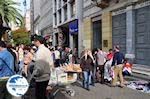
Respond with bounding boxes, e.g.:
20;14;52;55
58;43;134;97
92;20;102;49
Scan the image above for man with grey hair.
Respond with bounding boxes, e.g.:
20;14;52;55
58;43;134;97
32;35;54;99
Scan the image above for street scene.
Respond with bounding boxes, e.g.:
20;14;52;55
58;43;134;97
0;0;150;99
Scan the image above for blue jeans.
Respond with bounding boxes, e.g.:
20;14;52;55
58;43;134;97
82;70;92;89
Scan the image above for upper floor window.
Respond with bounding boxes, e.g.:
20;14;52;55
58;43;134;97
71;0;76;18
64;6;67;21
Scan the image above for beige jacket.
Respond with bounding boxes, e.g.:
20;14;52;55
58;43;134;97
33;44;54;82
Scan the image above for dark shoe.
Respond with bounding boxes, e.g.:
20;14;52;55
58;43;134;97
86;88;90;91
90;83;95;86
100;82;104;84
104;79;108;82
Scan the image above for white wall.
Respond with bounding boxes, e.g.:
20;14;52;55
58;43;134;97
33;0;53;36
40;0;53;30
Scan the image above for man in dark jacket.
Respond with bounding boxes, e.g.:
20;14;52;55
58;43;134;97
111;46;125;87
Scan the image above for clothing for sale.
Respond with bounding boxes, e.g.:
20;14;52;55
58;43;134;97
126;81;150;93
104;59;113;81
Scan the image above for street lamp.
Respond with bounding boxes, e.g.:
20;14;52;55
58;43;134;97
91;0;110;8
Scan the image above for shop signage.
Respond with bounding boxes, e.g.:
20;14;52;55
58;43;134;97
69;20;78;35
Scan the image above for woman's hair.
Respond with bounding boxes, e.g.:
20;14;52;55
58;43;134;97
0;41;6;48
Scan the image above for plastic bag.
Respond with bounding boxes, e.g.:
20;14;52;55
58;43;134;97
49;69;57;85
57;73;68;84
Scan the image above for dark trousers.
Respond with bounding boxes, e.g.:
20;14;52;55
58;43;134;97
54;59;60;67
35;80;49;99
91;65;96;85
0;81;11;99
98;65;104;84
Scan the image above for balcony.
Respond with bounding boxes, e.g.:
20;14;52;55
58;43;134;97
91;0;111;9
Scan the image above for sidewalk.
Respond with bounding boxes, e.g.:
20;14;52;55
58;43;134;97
58;83;150;99
132;64;150;81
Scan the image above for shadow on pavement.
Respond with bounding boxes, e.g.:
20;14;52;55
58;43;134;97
71;81;82;88
54;91;69;99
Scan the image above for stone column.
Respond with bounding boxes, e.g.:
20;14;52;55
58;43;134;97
56;11;59;25
67;3;71;20
76;0;83;56
83;18;92;50
102;12;112;52
126;5;135;60
69;34;73;50
61;7;65;23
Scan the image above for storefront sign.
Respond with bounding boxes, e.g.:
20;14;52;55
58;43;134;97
69;20;78;35
6;75;29;97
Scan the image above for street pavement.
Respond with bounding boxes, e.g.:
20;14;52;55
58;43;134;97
12;80;150;99
54;82;150;99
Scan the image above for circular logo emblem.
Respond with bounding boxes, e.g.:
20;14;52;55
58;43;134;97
6;75;29;97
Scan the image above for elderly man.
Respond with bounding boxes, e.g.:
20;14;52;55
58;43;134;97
32;35;53;99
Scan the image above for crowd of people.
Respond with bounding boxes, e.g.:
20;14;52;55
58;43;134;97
0;35;132;99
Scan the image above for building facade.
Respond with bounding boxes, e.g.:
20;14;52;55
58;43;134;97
25;10;31;31
83;0;150;66
30;0;150;66
53;0;83;54
31;0;53;44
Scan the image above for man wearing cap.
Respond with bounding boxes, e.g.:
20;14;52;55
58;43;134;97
32;35;54;99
